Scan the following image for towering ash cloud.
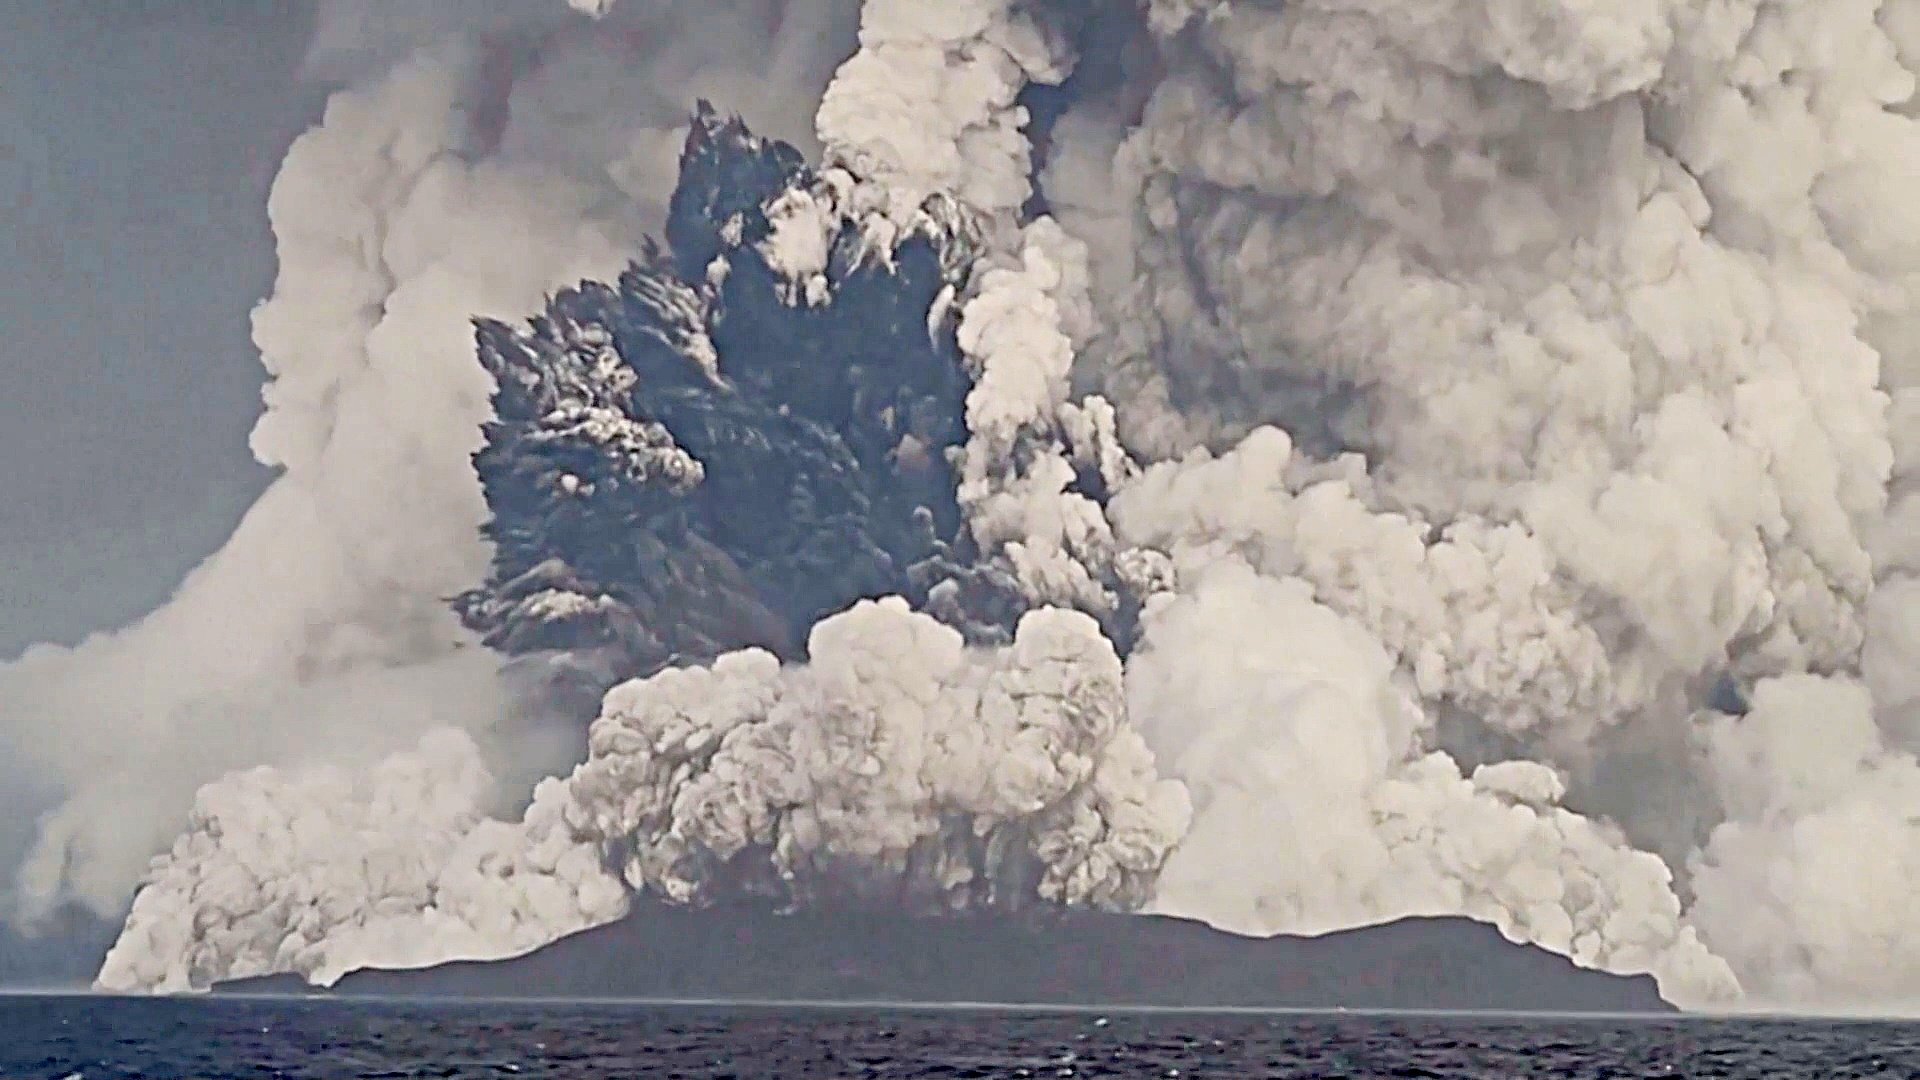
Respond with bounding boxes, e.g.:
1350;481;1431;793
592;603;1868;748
10;0;1920;1012
1079;0;1920;1007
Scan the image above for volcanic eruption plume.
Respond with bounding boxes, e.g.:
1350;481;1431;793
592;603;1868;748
6;0;1919;1011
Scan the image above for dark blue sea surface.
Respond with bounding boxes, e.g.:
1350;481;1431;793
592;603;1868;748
2;996;1916;1078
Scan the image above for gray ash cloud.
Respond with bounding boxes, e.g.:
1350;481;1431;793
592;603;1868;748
457;105;1018;698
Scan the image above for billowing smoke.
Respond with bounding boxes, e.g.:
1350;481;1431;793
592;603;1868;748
101;599;1188;993
1126;556;1736;1000
565;599;1188;912
12;0;1920;1013
1686;676;1920;1006
1077;0;1920;1010
0;0;860;926
99;729;625;993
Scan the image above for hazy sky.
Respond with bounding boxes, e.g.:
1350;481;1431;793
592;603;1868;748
0;2;321;658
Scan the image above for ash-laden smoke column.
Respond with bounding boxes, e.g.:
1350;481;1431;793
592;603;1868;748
1081;0;1920;1009
44;0;1920;1012
444;102;1193;914
95;0;1200;995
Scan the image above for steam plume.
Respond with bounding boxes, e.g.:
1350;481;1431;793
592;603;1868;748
102;601;1188;991
1078;0;1920;1007
0;0;857;925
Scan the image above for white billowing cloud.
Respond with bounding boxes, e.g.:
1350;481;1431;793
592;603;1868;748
1103;1;1888;740
1109;427;1616;750
0;0;858;927
1038;0;1920;1004
1127;562;1736;1007
570;598;1190;911
1689;675;1920;1009
815;0;1072;217
4;39;613;924
99;599;1191;990
97;728;626;993
953;217;1131;616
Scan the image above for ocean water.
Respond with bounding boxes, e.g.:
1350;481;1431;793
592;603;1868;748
2;996;1916;1078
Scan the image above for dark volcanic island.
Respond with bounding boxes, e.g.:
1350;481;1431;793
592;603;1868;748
215;904;1670;1013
